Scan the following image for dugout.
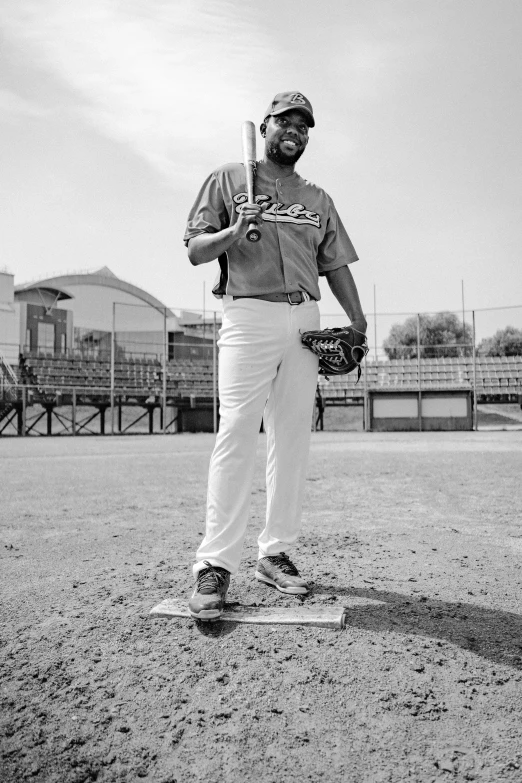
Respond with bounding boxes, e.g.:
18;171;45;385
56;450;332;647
368;389;473;432
177;406;215;433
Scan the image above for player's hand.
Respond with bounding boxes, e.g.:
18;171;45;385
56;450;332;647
232;202;265;239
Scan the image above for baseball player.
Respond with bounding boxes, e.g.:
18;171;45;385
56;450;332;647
184;91;366;620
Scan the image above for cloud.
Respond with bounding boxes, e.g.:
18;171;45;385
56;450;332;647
0;88;50;119
0;0;276;185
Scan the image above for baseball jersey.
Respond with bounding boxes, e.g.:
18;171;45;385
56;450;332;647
184;160;358;301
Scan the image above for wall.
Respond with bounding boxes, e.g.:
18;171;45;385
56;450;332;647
369;391;473;431
23;303;72;354
0;272;19;364
47;282;173;332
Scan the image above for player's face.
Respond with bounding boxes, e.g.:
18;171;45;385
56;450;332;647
264;110;309;166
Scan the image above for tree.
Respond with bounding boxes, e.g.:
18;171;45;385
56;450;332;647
383;311;473;360
477;326;522;357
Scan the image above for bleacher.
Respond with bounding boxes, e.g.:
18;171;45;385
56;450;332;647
0;355;21;426
16;352;522;406
318;356;522;402
17;354;216;403
3;351;520;436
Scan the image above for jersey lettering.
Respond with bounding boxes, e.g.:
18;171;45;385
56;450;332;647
233;192;321;229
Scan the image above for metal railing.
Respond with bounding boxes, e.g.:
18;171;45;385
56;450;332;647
0;352;19;401
4;349;521;436
5;303;521;435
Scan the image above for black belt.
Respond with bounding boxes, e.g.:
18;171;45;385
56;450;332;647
232;291;313;305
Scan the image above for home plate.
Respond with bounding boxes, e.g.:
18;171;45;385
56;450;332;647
150;598;347;629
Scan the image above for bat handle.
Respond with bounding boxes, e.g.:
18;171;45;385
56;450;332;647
245;176;261;242
246;224;261;243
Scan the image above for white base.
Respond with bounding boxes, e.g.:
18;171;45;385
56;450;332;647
150;598;346;629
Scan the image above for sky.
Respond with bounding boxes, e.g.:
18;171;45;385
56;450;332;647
1;0;521;339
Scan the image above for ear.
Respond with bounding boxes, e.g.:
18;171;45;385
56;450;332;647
260;122;267;138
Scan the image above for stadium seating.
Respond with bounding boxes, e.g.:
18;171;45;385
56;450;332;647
317;356;522;400
18;353;216;402
16;352;522;406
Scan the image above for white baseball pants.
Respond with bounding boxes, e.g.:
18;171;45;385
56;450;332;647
193;295;320;577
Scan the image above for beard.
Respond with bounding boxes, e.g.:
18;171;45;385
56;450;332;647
266;139;305;166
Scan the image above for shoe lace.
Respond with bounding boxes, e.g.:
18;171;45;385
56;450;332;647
197;561;228;592
267;552;299;576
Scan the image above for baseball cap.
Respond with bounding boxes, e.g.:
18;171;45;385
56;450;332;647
264;91;315;128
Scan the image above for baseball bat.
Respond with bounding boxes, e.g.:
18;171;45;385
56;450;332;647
241;121;261;243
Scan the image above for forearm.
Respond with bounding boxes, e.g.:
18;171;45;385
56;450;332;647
188;200;265;265
187;227;239;266
324;265;367;331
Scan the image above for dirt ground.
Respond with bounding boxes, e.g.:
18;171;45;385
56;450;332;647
1;432;522;783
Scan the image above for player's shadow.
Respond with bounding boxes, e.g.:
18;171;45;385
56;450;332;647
310;583;522;671
193;616;237;638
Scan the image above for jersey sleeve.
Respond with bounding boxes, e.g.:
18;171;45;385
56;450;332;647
183;172;230;245
316;197;359;275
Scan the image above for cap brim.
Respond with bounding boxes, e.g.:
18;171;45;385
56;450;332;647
270;106;315;128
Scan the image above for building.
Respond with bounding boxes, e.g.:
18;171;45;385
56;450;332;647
0;271;19;364
11;267;181;358
0;267;220;366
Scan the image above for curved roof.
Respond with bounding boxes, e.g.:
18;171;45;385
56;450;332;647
14;284;73;301
15;268;174;317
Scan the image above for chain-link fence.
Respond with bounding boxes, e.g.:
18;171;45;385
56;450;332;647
3;302;521;435
321;304;522;362
325;305;522;430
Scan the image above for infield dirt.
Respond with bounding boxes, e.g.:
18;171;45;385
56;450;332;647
1;432;522;783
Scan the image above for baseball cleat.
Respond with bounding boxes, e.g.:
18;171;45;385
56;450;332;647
255;553;309;595
188;561;230;620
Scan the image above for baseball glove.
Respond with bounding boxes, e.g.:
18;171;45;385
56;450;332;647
301;325;369;380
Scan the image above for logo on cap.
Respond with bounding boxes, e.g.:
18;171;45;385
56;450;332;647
264;91;315;127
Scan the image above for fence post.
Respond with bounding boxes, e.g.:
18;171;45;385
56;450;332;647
110;302;115;435
72;387;76;436
162;307;167;434
213;311;218;434
21;385;26;436
363;349;368;432
417;313;422;431
472;310;478;431
373;285;378;362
